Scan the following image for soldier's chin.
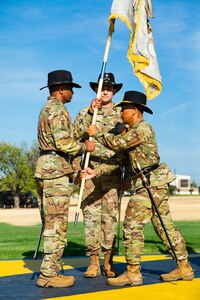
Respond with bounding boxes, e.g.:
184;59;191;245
101;98;111;104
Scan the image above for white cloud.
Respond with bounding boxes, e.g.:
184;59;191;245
161;100;194;117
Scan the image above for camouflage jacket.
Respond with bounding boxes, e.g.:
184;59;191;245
35;96;85;179
73;104;126;172
95;118;174;189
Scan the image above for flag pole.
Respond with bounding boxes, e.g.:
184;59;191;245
116;166;125;255
74;19;115;226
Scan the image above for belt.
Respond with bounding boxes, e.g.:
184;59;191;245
39;150;70;160
90;156;106;163
90;155;118;165
142;163;159;175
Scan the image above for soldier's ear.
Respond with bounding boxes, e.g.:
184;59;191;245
58;85;64;95
132;108;137;115
113;89;116;95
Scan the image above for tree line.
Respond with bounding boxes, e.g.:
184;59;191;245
0;141;39;208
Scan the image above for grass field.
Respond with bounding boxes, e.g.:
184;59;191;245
0;221;199;260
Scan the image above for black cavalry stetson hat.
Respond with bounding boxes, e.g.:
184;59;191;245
115;90;153;114
89;73;123;93
40;70;82;90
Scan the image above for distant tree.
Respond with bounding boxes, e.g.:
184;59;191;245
168;185;177;195
25;140;39;198
0;142;37;208
189;188;194;195
191;181;198;188
25;140;39;173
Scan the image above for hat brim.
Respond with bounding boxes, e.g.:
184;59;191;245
89;82;123;93
114;101;153;114
39;82;81;90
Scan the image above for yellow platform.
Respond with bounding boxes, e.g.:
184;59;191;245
0;254;199;300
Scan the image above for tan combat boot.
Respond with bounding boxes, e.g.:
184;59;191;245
37;274;75;288
107;264;143;286
160;259;194;282
102;251;118;278
84;255;100;278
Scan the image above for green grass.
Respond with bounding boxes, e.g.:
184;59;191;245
0;221;199;259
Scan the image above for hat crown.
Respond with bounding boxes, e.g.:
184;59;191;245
123;91;147;106
47;70;73;86
89;72;123;93
40;69;81;90
97;72;115;85
114;90;153;114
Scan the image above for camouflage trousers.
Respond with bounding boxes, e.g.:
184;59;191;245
123;185;188;265
81;174;120;256
36;175;70;277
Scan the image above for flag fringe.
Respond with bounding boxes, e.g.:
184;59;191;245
128;52;162;100
109;14;133;32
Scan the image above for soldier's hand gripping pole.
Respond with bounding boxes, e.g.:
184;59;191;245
134;159;182;270
74;19;115;226
33;223;44;260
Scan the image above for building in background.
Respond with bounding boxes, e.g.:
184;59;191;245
170;175;199;195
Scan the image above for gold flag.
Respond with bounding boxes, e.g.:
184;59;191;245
109;0;162;100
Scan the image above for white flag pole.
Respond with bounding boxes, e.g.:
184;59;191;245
74;20;115;225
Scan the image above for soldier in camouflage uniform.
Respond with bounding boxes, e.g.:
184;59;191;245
35;70;95;288
83;90;194;286
73;73;126;278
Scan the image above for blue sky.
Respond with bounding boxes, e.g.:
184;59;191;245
0;0;199;184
